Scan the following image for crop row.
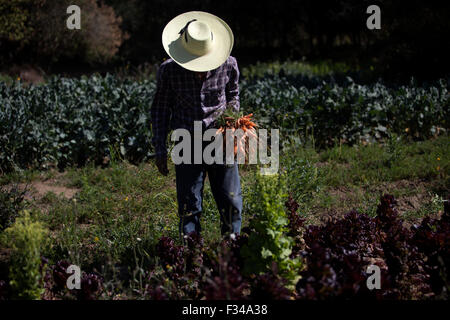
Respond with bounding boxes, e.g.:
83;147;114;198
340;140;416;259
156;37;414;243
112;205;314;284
0;75;448;171
1;192;448;300
241;76;449;146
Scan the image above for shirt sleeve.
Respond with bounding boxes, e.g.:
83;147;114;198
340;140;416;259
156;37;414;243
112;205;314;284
225;56;240;112
151;62;172;157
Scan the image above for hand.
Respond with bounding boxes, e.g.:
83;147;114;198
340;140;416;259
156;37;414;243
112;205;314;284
155;156;169;176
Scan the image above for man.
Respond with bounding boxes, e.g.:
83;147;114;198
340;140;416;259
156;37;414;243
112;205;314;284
151;11;242;237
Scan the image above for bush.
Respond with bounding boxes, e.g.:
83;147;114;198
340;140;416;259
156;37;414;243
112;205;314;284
3;210;48;299
34;0;127;65
0;0;126;66
0;0;38;43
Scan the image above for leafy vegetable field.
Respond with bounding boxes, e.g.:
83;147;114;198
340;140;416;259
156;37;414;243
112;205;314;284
0;70;449;300
0;74;448;171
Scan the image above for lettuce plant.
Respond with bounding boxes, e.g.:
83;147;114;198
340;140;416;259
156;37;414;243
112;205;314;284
3;211;48;299
241;172;303;284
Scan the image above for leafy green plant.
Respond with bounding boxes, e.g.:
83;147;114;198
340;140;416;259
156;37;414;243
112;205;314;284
0;75;155;172
3;210;48;299
384;132;403;167
0;184;27;231
241;76;449;147
283;156;320;204
241;172;302;285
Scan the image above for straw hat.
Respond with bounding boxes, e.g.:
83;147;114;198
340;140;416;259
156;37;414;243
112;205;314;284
162;11;234;72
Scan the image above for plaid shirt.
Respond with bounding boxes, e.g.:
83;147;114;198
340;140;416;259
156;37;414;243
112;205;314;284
151;56;240;157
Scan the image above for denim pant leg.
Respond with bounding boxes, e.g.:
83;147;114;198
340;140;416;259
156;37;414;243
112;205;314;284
175;164;206;235
207;163;243;235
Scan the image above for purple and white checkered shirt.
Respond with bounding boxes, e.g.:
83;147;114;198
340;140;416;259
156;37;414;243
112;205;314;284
151;56;240;157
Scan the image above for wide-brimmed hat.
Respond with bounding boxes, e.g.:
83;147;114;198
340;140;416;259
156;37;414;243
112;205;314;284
162;11;234;72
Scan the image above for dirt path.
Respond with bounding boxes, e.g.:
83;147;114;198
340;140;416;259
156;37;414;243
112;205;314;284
3;179;79;201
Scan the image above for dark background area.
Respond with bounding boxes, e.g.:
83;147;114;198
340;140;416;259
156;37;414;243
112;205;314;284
0;0;449;81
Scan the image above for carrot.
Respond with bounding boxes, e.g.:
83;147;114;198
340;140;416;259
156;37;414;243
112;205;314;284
217;112;258;158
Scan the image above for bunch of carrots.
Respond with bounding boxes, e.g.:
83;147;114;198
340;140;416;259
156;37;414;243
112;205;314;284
216;111;258;158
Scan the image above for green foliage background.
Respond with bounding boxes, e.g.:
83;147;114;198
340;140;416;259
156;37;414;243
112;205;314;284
1;1;449;79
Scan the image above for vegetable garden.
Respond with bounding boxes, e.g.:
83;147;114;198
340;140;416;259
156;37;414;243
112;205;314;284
1;74;447;172
0;68;449;300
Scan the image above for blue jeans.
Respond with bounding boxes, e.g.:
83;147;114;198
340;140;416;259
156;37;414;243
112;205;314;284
175;162;242;236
